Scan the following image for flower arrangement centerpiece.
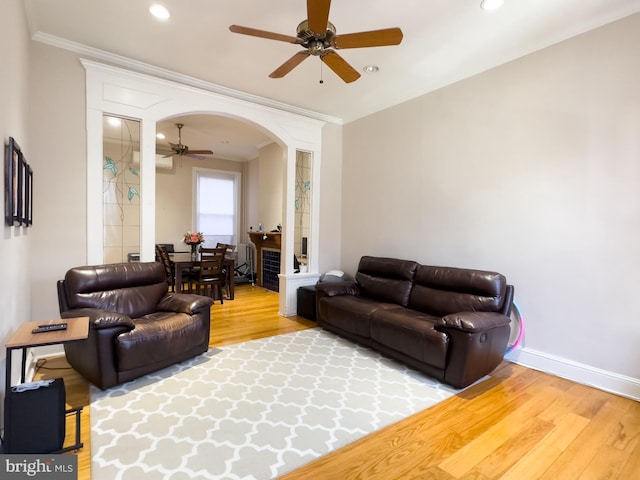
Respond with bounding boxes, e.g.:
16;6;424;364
183;231;204;261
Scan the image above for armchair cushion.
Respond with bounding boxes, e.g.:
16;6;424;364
116;312;208;372
62;262;169;318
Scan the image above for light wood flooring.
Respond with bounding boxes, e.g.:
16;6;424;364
35;284;640;479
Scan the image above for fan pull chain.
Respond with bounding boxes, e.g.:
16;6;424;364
319;59;324;85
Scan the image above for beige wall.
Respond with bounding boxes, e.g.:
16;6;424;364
256;142;284;232
318;122;343;273
28;43;87;323
0;0;31;414
343;14;640;385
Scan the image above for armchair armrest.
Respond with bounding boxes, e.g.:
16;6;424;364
61;308;134;331
315;281;360;299
157;293;214;314
436;311;510;333
61;308;135;389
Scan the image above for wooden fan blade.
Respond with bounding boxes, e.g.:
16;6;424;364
185;154;206;160
307;0;332;36
269;51;311;78
321;51;360;83
185;150;213;155
332;28;403;49
229;25;300;44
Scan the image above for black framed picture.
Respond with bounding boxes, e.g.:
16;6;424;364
26;165;33;225
4;137;21;226
16;149;24;226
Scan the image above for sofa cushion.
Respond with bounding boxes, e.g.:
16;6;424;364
371;308;449;370
355;256;419;307
409;266;506;317
318;295;397;339
115;312;209;372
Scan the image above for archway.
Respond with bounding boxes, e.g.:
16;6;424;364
83;60;323;315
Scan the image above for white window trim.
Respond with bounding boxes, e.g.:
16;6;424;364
192;167;241;244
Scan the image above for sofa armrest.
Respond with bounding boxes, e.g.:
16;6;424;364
157;293;214;314
437;311;510;333
61;308;134;331
316;281;360;298
435;311;511;389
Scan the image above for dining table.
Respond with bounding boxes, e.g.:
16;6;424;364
171;252;236;299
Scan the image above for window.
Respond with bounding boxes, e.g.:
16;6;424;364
195;170;240;246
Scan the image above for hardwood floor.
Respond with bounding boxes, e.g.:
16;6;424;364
35;284;640;479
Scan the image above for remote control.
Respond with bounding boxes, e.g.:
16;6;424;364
32;323;68;334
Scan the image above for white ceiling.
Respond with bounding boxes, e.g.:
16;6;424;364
26;0;640;160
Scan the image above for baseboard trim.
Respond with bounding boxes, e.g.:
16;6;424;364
506;347;640;401
26;346;66;383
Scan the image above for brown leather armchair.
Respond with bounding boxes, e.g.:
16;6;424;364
57;262;213;389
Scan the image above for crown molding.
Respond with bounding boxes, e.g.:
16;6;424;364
32;31;344;126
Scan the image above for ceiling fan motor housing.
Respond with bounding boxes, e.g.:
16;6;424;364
297;20;336;55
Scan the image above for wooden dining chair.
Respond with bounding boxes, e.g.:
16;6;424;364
216;242;236;257
155;244;176;291
216;243;236;298
195;247;226;303
156;244;194;292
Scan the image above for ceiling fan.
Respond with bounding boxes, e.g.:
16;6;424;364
161;123;213;160
229;0;403;83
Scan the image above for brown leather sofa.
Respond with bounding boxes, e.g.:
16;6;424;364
315;256;514;389
57;262;213;389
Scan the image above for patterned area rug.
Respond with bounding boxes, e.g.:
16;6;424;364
90;328;461;479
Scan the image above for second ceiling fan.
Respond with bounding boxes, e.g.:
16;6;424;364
162;123;213;160
229;0;403;83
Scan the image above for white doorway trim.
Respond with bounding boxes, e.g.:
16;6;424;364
82;59;324;315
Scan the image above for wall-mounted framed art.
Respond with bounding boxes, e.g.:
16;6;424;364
26;164;33;225
4;137;33;227
5;137;20;226
16;149;24;225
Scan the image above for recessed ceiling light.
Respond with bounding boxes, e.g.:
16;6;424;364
156;133;166;140
149;4;170;21
363;65;379;73
107;117;121;127
480;0;504;10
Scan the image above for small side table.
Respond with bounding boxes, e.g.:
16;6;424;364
4;317;89;453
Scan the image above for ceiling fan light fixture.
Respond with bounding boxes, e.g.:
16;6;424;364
480;0;504;10
107;116;121;127
363;65;379;73
149;4;170;21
